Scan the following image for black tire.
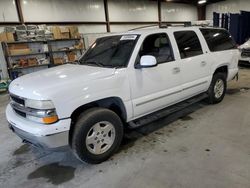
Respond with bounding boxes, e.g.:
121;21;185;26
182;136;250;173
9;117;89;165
71;107;123;164
207;73;227;104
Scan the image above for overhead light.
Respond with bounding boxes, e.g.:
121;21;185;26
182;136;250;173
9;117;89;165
198;0;207;5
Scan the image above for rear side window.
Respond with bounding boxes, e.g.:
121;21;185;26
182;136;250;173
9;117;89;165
200;28;237;52
174;31;203;59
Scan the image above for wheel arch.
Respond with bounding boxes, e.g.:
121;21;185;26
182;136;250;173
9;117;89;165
213;64;228;78
68;97;127;146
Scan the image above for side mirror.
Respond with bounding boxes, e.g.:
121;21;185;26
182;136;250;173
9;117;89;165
137;55;157;68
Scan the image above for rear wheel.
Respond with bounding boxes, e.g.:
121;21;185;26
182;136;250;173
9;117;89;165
71;107;123;164
207;73;227;104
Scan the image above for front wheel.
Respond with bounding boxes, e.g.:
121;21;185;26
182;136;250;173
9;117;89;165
71;107;123;164
207;73;227;104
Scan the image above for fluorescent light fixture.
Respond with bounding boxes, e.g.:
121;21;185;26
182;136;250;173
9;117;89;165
198;0;207;4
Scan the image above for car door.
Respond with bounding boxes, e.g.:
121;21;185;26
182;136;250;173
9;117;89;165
128;32;182;119
173;29;211;100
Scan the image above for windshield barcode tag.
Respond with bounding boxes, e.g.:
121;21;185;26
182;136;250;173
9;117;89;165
120;35;137;40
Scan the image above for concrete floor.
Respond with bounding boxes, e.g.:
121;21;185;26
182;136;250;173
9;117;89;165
0;67;250;188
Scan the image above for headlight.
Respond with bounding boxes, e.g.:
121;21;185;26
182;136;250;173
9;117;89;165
25;99;55;110
24;99;58;124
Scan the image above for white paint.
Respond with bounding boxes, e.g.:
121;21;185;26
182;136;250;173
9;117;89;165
161;2;197;22
206;0;250;20
21;0;105;22
108;0;158;22
0;0;19;22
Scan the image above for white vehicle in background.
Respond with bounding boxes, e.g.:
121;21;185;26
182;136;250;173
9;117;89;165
6;26;239;164
239;39;250;64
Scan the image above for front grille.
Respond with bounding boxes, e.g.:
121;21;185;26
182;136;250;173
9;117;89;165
241;49;250;57
14;109;26;118
10;94;26;118
10;95;25;106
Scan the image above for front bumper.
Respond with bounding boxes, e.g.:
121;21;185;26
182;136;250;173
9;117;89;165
6;104;71;150
239;56;250;63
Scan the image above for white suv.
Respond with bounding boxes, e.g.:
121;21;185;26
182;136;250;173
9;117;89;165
239;39;250;64
6;26;239;164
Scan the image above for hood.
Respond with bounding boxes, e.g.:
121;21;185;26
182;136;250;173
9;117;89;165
9;64;116;100
239;39;250;49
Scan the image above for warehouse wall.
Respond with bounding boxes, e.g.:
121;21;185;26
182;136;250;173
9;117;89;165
0;0;198;33
108;0;197;32
206;0;250;20
161;2;197;22
0;0;19;22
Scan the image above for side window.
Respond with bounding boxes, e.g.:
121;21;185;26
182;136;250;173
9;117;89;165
174;31;203;59
200;28;237;52
138;33;174;64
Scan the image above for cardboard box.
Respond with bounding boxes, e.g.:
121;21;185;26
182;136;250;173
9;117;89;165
53;57;64;65
18;59;28;67
0;33;7;42
9;49;32;55
0;32;14;42
51;26;61;39
28;58;38;66
74;41;84;50
68;26;80;39
66;52;76;62
60;27;70;39
9;43;29;50
6;33;14;42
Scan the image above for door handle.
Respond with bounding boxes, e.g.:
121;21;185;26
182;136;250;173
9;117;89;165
173;67;180;74
201;61;207;67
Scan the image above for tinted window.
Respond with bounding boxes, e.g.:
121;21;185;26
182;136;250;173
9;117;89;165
200;28;237;52
80;35;139;68
138;33;174;64
174;31;203;59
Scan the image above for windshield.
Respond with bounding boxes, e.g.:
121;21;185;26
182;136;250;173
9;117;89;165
79;35;139;68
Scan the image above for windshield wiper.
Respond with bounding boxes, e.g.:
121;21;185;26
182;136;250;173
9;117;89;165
83;61;105;67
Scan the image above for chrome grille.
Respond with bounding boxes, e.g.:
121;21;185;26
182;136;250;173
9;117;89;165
14;109;26;117
10;94;25;106
10;94;26;118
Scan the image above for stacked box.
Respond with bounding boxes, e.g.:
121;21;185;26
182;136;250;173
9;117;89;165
68;26;80;39
60;27;70;39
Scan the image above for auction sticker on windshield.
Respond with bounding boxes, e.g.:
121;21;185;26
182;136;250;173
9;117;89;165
120;35;137;40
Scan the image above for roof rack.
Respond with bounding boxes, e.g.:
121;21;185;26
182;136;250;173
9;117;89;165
128;25;159;31
128;21;212;31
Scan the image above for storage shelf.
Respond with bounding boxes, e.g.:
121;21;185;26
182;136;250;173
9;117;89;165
6;38;81;44
51;48;83;53
2;36;84;80
9;64;50;70
47;38;81;42
8;52;49;57
6;40;46;44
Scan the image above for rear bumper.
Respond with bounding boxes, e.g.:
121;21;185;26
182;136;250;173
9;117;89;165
6;104;71;150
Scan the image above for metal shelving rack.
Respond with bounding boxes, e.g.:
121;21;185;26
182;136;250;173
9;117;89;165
2;38;84;80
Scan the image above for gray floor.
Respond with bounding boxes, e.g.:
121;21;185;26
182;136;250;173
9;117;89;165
0;68;250;188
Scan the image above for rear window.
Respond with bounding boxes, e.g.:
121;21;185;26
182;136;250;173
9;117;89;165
200;28;237;52
174;31;203;59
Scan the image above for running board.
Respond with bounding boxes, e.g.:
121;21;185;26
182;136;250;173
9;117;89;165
128;93;208;129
